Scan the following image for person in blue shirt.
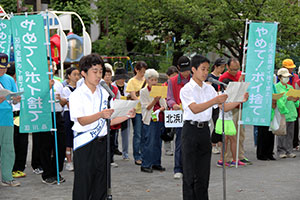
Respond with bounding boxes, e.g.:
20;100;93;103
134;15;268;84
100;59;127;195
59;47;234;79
0;53;21;187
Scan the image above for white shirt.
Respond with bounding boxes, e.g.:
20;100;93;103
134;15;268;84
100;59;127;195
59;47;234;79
61;85;75;111
140;86;167;125
112;81;129;99
69;82;110;135
50;79;64;112
180;78;218;122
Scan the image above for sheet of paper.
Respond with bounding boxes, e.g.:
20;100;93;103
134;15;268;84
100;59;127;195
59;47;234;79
225;82;250;103
286;88;300;97
272;92;284;100
149;86;168;98
0;89;23;99
110;99;139;119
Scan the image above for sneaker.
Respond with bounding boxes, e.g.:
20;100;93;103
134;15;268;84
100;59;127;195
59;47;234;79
279;154;287;159
57;175;66;183
1;180;21;187
111;162;119;168
65;162;74;171
240;158;253;165
33;168;43;175
42;177;57;185
287;153;296;158
212;146;220;154
230;160;246;166
174;172;183;179
216;160;230;168
123;157;130;161
12;171;26;178
114;149;122;156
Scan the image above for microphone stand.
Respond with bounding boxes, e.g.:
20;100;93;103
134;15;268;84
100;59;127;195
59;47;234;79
220;84;226;200
107;95;112;200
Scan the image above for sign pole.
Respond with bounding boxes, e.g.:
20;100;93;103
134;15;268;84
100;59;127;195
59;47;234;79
46;10;60;184
235;19;249;168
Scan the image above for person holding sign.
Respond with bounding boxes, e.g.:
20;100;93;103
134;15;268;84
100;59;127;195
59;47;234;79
0;53;21;187
180;55;228;200
69;54;135;200
275;68;299;159
140;69;167;173
219;58;251;165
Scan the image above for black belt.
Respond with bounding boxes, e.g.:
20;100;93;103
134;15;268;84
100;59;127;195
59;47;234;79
184;120;208;128
97;135;107;142
13;111;20;117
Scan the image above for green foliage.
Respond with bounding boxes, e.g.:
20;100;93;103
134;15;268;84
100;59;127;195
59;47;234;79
92;34;127;56
0;0;17;13
93;0;300;70
50;0;94;35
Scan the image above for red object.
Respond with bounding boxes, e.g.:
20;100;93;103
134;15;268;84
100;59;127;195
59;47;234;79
50;34;61;64
218;71;242;91
110;84;122;130
169;73;190;107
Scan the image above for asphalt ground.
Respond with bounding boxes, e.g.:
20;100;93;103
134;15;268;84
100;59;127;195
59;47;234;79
1;125;300;200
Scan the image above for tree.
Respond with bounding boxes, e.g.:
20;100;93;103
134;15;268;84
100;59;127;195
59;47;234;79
0;0;17;13
50;0;94;35
93;0;300;68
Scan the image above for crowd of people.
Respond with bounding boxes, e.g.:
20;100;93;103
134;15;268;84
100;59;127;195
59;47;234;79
0;51;300;200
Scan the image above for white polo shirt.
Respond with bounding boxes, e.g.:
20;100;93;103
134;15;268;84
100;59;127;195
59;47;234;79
180;78;218;122
50;79;64;112
69;82;110;136
61;85;75;111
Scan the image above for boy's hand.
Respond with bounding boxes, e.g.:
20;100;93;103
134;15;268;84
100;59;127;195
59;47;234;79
0;96;6;103
127;108;136;118
12;96;21;104
173;104;181;110
242;92;249;103
100;109;114;119
215;94;228;104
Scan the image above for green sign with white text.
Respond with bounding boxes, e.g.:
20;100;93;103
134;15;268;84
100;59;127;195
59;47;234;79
242;22;278;126
11;15;52;133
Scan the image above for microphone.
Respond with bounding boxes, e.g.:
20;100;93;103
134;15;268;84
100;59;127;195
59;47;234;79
100;81;116;99
207;77;227;87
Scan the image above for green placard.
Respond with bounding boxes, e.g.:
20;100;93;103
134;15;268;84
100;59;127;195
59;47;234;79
11;15;52;133
0;19;11;59
242;22;278;126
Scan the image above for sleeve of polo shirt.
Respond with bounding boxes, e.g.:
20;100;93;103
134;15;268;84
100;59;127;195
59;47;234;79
125;78;135;93
180;86;195;110
61;87;70;99
69;91;84;122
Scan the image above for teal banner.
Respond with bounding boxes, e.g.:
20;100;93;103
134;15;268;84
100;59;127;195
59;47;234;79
11;15;52;133
0;19;11;59
242;22;278;126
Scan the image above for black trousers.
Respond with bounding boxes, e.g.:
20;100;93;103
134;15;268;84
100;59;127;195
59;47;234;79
73;136;107;200
256;126;274;159
13;113;29;172
31;131;42;170
38;112;66;179
293;119;299;148
110;129;118;163
182;122;211;200
211;108;222;143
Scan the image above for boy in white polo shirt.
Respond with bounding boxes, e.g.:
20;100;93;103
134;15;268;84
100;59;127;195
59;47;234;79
69;53;135;200
180;55;248;200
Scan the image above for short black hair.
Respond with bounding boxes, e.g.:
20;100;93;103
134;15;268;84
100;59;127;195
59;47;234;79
65;67;78;80
6;62;15;76
79;53;105;78
191;55;210;70
134;61;147;75
166;65;179;76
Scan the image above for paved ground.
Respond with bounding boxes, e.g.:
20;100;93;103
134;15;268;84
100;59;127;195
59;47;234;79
1;125;300;200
